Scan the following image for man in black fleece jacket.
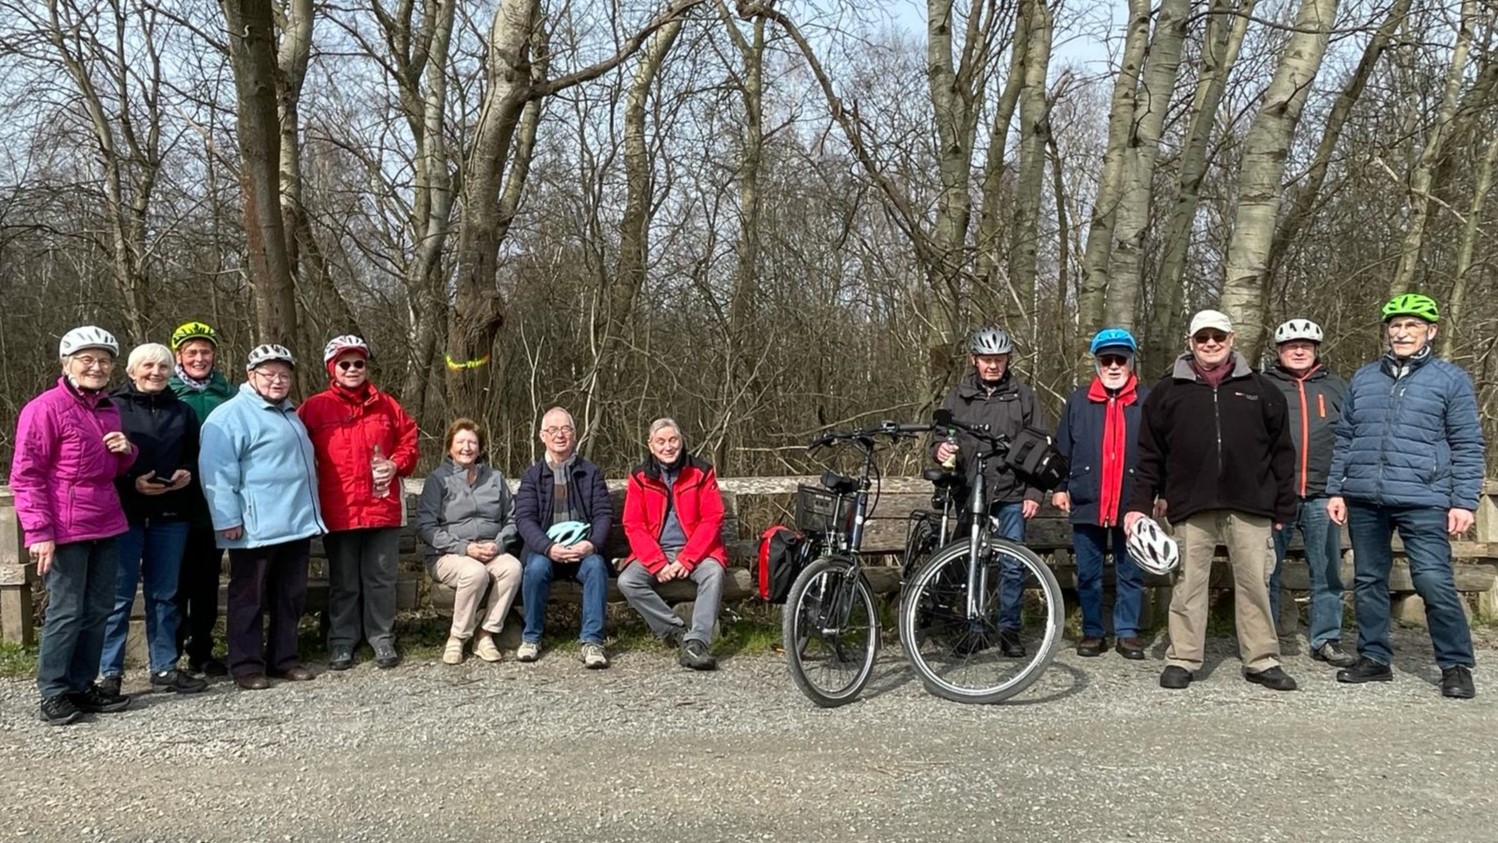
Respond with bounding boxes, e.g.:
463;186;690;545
1124;310;1299;692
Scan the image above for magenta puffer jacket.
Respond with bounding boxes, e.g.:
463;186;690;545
9;378;137;545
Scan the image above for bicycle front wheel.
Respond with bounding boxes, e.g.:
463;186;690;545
782;555;880;708
898;538;1063;704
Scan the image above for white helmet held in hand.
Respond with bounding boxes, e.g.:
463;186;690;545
1127;516;1180;576
1274;318;1323;345
246;344;296;370
60;326;119;358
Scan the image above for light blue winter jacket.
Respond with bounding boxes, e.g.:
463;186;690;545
1326;351;1485;510
199;383;327;549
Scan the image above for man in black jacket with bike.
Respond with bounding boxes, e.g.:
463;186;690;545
1125;310;1299;692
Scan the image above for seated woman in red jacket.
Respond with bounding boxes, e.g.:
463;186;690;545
619;418;726;671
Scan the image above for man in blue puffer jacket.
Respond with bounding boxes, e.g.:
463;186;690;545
1326;293;1484;699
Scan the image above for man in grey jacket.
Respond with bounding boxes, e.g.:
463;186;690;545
1327;293;1483;699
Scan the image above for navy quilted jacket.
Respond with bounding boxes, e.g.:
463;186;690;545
1326;352;1485;510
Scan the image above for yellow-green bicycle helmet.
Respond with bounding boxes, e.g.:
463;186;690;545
170;321;219;350
1381;293;1439;323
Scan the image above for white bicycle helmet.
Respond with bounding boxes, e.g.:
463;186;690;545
323;334;370;363
547;520;589;547
246;344;296;370
1127;516;1180;576
60;326;119;358
1274;318;1323;345
969;326;1014;356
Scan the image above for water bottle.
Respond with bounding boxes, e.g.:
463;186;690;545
372;444;390;498
940;431;959;471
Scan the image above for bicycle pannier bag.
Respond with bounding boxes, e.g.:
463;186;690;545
1005;426;1069;492
756;524;808;604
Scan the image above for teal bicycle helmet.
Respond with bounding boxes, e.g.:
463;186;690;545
1089;327;1137;356
547;520;590;547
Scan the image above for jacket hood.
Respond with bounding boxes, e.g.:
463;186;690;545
113;380;184;407
956;369;1019;398
1171;350;1253;382
636;452;712;483
237;380;296;411
1266;361;1330;382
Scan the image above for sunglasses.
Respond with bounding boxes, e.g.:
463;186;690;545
1192;331;1229;344
338;359;367;371
1097;354;1131;368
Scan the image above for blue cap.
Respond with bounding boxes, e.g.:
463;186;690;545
1089;327;1137;356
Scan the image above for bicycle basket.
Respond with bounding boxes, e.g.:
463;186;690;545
795;485;850;535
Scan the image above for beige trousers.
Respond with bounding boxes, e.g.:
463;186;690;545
434;553;522;640
1166;510;1281;672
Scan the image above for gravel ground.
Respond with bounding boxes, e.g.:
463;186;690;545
2;626;1495;843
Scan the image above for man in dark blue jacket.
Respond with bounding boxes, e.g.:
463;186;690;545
513;406;614;669
1327;293;1483;699
1053;328;1149;659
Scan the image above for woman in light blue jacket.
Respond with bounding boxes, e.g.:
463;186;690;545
199;344;326;691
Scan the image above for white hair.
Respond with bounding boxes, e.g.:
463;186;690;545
648;417;683;442
127;343;174;375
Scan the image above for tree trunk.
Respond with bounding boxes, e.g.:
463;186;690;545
1219;0;1339;359
973;4;1030;319
1005;0;1051;329
1439;126;1498;359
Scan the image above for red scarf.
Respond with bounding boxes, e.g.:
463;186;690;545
1086;374;1138;526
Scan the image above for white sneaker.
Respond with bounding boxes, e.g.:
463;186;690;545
442;636;465;665
581;642;609;670
516;641;540;662
474;635;502;663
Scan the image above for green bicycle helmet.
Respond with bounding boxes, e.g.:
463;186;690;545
547;520;589;547
1381;293;1439;323
171;321;219;350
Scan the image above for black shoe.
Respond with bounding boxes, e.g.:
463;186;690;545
373;642;400;670
1114;637;1146;660
998;629;1025;658
1336;656;1393;684
1441;666;1475;699
151;669;208;694
70;683;131;713
39;694;82;726
1311;640;1357;668
1076;636;1106;657
1245;666;1298;691
99;675;122;698
679;639;717;671
234;673;269;691
1159;666;1194;689
189;657;229;677
328;648;354;671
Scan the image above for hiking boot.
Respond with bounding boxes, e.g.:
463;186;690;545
1076;636;1105;658
1336;656;1393;684
373;642;400;670
70;683;131;713
99;675;123;698
1441;666;1475;699
998;629;1026;658
581;642;610;670
1114;637;1146;660
1245;666;1298;691
517;641;540;662
151;669;208;694
39;694;82;726
473;635;502;663
189;657;229;677
679;639;717;671
1311;640;1357;668
328;648;355;671
442;636;466;665
1159;666;1194;690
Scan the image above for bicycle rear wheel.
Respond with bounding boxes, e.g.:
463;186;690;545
898;538;1063;704
782;555;879;708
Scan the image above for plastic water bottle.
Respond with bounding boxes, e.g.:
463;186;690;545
372;444;390;498
940;432;959;471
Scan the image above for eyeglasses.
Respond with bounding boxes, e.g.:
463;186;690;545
253;370;292;383
1192;331;1229;345
338;359;366;371
72;355;113;370
1097;355;1131;368
541;425;575;437
1387;319;1429;332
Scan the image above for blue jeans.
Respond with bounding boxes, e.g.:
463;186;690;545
1346;501;1475;669
1073;524;1143;639
1270;496;1345;647
521;552;608;645
101;521;190;677
37;538;118;698
991;503;1026;632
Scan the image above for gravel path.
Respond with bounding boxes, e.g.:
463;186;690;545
2;627;1495;843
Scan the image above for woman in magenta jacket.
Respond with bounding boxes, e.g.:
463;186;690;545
11;327;138;726
618;418;726;671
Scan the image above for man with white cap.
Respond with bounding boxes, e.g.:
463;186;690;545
1125;310;1299;691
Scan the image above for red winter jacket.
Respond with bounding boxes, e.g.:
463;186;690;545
622;456;727;573
298;383;419;532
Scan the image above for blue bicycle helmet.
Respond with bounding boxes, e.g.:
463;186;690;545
1089;327;1137;356
547;520;590;547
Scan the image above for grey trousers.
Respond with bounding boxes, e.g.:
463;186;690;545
323;528;400;650
617;559;724;645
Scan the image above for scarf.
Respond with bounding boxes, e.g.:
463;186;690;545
173;363;213;391
1383;344;1432;380
1086;374;1138;526
331;380;375;404
1189;357;1233;388
547;452;578;524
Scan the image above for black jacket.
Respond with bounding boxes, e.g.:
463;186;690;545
932;371;1045;505
513;453;613;556
1127;352;1297;524
112;382;201;524
1263;362;1348;499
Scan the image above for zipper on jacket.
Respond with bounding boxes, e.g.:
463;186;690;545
1213;387;1224;477
1295;377;1310;497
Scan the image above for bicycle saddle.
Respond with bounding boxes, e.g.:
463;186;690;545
921;468;962;488
820;471;858;495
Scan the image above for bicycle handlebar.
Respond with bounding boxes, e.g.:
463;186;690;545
932;409;1009;448
807;421;935;452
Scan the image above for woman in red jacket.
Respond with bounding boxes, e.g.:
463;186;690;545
298;335;418;670
619;418;726;671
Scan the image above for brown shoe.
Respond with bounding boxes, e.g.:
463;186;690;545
269;666;314;682
1114;637;1146;660
1076;636;1106;657
234;674;269;691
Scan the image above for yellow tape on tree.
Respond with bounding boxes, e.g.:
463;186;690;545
445;353;491;371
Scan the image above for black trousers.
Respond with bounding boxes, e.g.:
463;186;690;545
226;539;310;677
175;525;224;664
